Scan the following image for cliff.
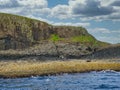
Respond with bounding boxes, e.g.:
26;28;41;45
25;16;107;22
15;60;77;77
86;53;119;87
0;13;107;50
0;13;112;60
0;13;51;50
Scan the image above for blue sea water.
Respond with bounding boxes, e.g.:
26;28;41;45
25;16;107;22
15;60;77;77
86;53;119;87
0;70;120;90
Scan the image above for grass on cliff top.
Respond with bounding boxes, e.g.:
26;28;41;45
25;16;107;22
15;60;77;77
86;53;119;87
49;33;109;48
49;34;96;44
0;12;48;24
72;35;96;43
71;35;109;47
0;60;120;78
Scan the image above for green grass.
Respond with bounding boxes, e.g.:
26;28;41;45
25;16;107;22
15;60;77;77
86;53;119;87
71;35;97;46
71;35;110;48
50;34;60;42
0;12;48;24
49;34;64;42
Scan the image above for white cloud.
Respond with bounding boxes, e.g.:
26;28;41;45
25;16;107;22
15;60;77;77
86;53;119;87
69;0;86;6
98;36;120;44
49;0;118;21
70;0;115;17
0;0;120;21
50;5;71;19
0;0;49;18
0;7;23;14
87;27;120;44
17;0;48;8
99;0;115;6
0;0;18;8
0;0;10;5
0;0;48;9
88;28;110;34
37;8;50;15
111;30;120;33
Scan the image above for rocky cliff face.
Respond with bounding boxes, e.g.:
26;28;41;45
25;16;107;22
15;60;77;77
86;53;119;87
0;41;97;60
0;13;93;50
1;13;115;60
83;44;120;59
0;13;51;50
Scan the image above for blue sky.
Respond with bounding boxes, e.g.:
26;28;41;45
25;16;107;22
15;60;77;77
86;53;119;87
0;0;120;44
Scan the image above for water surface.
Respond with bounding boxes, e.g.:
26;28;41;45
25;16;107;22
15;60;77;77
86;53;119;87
0;70;120;90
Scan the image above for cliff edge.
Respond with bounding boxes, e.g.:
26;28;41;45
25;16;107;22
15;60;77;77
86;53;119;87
1;13;116;60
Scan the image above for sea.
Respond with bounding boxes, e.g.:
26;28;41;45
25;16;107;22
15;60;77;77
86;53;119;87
0;70;120;90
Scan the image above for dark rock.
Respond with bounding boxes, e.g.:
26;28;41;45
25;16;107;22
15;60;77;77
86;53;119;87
83;44;120;59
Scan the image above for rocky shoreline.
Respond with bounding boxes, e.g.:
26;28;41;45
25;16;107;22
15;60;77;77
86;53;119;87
0;42;119;61
84;44;120;59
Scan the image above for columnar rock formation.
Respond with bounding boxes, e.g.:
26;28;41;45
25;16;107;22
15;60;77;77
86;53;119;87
0;13;92;50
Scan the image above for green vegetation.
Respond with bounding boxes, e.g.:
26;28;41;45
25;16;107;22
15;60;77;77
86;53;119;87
71;35;98;47
50;34;60;42
50;34;65;43
72;35;96;43
71;35;109;48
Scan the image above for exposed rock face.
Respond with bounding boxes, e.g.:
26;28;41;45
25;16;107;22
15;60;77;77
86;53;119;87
0;13;91;50
26;42;93;58
0;13;52;50
52;26;88;38
1;43;119;60
1;13;117;60
84;45;120;59
0;41;95;60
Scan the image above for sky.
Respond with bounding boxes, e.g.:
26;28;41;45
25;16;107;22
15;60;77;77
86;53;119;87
0;0;120;44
